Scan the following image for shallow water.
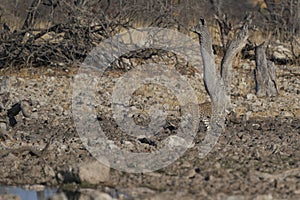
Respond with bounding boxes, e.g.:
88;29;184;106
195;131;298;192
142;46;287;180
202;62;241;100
0;186;57;200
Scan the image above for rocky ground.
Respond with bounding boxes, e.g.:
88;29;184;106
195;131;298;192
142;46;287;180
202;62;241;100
0;52;299;200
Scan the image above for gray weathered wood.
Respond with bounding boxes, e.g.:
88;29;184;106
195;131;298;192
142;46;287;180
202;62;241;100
192;17;250;134
254;43;279;97
193;18;228;133
221;23;249;93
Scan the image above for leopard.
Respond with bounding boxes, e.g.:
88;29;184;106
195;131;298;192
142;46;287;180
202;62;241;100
179;101;212;131
198;102;212;131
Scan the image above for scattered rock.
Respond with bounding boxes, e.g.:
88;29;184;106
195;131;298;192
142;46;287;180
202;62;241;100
47;193;67;200
20;100;32;118
44;165;56;178
120;140;135;150
246;93;257;101
281;111;294;117
270;43;294;61
252;123;261;130
164;135;194;148
0;194;21;200
0;52;299;199
79;189;113;200
146;192;196;200
186;168;197;179
291;37;300;57
223;195;246;200
75;160;110;185
253;194;273;200
245;111;252;120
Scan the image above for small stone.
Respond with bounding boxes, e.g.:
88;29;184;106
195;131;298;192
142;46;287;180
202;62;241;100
53;105;64;116
121;140;135;150
146;172;162;177
281;111;294;117
20;100;31;118
214;162;221;169
56;173;64;182
76;160;110;185
245;111;252;120
292;37;300;57
48;193;67;200
226;195;246;200
253;194;273;200
252;123;261;130
0;194;21;200
63;111;69;116
44;165;56;177
181;161;191;168
186;169;196;179
165;135;192;148
294;189;300;194
0;122;7;131
147;192;194;200
272;45;293;60
237;131;243;139
246;93;257;101
79;189;113;200
23;184;45;191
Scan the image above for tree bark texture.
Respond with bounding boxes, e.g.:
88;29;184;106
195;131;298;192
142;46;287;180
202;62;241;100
193;18;228;133
193;17;250;134
254;43;279;97
221;22;249;93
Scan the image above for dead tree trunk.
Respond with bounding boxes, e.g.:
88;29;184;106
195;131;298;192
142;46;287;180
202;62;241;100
193;18;250;134
254;43;279;97
192;18;250;157
193;18;229;134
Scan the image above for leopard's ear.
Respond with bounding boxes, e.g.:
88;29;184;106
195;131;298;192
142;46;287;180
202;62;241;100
199;17;206;26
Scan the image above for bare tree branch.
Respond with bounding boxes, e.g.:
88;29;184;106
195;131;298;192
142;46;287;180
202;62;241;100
0;0;182;68
221;17;250;93
22;0;42;30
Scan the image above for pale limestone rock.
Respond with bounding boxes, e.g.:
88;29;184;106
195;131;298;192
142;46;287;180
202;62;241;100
76;160;110;185
48;193;67;200
0;194;21;200
79;189;113;200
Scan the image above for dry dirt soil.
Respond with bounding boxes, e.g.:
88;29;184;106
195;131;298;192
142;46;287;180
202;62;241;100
0;54;299;199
